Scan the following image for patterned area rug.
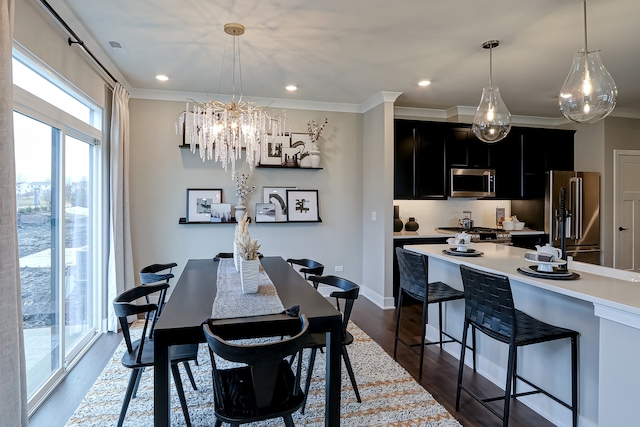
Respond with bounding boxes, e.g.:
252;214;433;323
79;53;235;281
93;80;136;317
65;322;462;427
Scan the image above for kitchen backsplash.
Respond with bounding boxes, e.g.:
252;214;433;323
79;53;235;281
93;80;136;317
394;199;512;232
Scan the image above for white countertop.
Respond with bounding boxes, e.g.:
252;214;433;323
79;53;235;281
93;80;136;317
405;242;640;321
393;228;544;239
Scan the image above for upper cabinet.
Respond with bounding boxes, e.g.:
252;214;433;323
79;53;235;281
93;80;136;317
394;120;447;199
394;120;574;200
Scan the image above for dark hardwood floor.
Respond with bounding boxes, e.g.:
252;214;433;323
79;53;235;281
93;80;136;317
30;296;555;427
350;296;556;427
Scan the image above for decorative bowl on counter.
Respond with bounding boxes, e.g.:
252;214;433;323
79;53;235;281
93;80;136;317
513;222;525;230
502;220;515;230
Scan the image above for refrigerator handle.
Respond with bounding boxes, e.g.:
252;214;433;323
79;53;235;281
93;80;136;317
569;177;579;239
577;177;583;239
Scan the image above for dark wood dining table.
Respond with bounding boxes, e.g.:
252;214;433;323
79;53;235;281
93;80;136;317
153;256;343;426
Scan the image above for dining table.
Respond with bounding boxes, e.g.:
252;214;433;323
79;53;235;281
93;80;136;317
153;256;344;426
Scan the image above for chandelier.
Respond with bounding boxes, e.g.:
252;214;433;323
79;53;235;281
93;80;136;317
558;0;617;123
177;23;287;174
472;40;511;143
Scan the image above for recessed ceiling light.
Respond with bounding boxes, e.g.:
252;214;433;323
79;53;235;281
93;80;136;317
418;80;431;87
156;74;169;81
285;85;297;91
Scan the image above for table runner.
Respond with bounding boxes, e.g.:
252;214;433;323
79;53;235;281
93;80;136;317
211;258;286;319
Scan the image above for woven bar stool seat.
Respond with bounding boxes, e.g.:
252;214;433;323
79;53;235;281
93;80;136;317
395;247;474;379
456;264;579;427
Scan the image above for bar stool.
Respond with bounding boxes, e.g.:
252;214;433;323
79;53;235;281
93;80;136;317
456;264;579;427
394;247;474;379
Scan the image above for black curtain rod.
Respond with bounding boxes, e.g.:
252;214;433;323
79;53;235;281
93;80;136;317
38;0;119;85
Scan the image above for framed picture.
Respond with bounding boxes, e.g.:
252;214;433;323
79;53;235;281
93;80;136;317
286;189;320;222
281;147;300;167
263;186;297;222
261;134;290;165
291;133;313;167
209;203;232;222
186;188;222;222
255;203;276;222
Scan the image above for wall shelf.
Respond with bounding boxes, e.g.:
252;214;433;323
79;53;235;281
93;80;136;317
254;217;322;224
257;165;322;170
179;217;238;225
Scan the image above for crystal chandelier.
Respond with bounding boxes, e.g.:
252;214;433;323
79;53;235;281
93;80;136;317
559;0;617;123
177;23;287;174
472;40;511;143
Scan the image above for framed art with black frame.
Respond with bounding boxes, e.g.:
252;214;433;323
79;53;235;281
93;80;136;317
263;186;297;222
286;189;320;222
186;188;222;223
260;134;290;166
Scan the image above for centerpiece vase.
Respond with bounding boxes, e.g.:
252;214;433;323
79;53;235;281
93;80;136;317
240;258;260;294
235;198;246;224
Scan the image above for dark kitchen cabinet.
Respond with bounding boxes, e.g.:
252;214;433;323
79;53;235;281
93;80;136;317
445;125;490;168
521;128;574;198
487;128;523;199
394;120;574;200
394;120;447;199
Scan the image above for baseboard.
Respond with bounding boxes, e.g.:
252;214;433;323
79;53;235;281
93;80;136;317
359;287;395;309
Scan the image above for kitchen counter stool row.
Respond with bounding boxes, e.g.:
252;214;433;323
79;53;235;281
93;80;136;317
394;248;578;427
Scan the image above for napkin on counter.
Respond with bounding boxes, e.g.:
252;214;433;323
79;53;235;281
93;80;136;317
524;251;554;262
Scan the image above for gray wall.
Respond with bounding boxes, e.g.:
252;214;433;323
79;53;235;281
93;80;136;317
128;99;366;297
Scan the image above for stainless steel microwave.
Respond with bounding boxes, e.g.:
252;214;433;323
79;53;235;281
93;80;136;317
450;168;496;197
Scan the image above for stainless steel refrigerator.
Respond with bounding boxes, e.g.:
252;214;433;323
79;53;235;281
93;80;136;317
512;171;601;265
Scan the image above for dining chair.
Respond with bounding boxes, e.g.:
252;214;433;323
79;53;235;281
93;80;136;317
113;283;199;427
394;247;474;379
139;262;177;332
286;258;324;284
299;275;361;414
456;264;579;427
202;314;309;427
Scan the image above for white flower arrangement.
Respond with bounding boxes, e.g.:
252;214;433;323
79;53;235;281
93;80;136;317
234;213;260;261
234;172;255;201
306;117;328;151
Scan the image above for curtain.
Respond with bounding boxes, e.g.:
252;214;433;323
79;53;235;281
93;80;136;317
0;0;28;424
106;83;134;332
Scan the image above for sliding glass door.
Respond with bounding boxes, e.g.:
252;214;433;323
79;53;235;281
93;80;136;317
13;47;104;412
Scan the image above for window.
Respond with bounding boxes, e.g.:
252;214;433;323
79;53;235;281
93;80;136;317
13;46;104;413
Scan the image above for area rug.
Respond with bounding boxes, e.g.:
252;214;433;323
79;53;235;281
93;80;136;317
65;321;462;427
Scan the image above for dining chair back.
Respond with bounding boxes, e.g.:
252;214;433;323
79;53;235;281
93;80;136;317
286;258;324;283
299;275;361;414
113;283;198;427
456;264;579;427
203;314;309;426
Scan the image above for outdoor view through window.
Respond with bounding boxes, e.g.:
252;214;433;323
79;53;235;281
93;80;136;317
13;52;100;408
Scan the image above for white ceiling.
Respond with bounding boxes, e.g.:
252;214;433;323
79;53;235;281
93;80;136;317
55;0;640;118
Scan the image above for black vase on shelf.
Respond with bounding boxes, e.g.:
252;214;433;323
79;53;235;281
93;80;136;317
405;217;419;232
393;205;403;232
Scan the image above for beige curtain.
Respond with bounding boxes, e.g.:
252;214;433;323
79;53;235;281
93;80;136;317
0;0;28;424
107;83;135;332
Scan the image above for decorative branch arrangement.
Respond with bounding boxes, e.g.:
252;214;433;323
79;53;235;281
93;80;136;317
234;172;255;201
307;117;329;151
234;213;260;260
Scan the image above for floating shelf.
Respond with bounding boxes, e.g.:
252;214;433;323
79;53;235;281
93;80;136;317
254;217;322;224
257;165;322;170
179;217;238;225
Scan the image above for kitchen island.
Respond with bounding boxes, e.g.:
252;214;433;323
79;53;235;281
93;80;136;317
404;242;640;427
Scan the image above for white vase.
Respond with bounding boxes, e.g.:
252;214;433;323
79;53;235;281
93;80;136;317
233;242;240;271
240;259;260;294
235;205;246;222
308;150;320;168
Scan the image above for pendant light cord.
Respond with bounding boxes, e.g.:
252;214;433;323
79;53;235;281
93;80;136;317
489;45;493;88
583;0;589;54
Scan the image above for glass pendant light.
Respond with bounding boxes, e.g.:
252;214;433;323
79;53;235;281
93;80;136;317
559;0;617;123
472;40;511;143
